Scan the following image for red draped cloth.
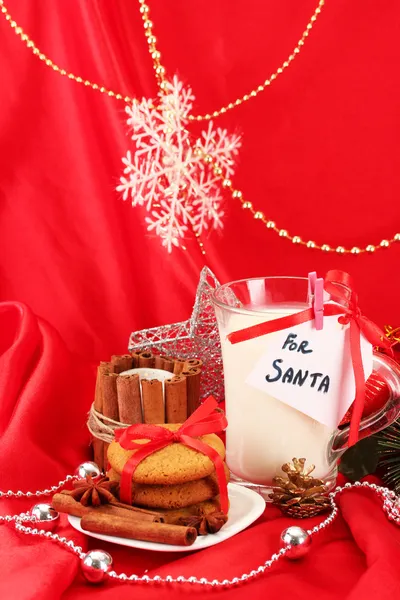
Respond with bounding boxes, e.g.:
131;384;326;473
1;1;400;598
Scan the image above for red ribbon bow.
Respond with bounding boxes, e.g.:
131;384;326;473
114;396;229;513
228;270;392;447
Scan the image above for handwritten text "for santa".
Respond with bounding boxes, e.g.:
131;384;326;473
265;333;330;393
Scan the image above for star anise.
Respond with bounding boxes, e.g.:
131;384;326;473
67;476;119;507
178;511;228;535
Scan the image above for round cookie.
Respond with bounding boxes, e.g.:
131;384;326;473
107;464;230;509
107;423;226;485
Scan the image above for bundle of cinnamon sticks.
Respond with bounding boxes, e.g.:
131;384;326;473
92;352;203;470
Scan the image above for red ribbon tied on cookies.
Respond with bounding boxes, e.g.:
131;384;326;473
114;396;229;513
228;270;393;447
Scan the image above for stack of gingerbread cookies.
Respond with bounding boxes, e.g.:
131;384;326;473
106;423;228;519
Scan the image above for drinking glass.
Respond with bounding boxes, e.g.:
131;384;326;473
213;276;400;498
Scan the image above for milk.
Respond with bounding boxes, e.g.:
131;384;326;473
218;308;335;486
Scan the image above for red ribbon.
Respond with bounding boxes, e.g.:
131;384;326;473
114;396;229;513
228;270;393;447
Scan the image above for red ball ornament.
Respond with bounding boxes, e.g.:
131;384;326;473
339;372;389;427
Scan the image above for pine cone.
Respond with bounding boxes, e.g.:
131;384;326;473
269;458;331;518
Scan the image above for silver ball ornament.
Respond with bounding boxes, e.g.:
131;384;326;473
75;461;101;480
280;526;312;559
30;503;59;532
81;549;113;584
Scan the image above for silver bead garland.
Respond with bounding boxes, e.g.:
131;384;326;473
1;466;399;587
0;473;77;505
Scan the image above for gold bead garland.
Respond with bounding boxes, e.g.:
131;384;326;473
0;0;326;120
2;0;399;256
0;1;132;103
184;0;327;121
199;151;400;255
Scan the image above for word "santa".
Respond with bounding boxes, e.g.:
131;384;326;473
264;332;330;393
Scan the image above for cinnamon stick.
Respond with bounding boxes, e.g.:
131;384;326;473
111;354;133;374
184;358;203;371
52;494;164;522
93;361;111;470
99;504;164;522
173;360;186;375
165;375;187;423
81;512;197;546
141;379;164;423
117;373;142;424
102;372;119;422
138;351;155;368
131;352;140;368
182;367;202;415
92;437;104;472
94;362;111;412
110;500;165;521
162;356;175;372
52;493;91;517
154;354;166;369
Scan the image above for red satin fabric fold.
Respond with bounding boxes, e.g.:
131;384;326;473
115;396;229;513
0;301;96;600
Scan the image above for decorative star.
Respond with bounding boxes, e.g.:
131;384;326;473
128;266;224;401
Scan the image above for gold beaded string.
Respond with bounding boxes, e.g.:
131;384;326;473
137;1;207;255
0;0;205;255
0;1;132;103
195;150;400;255
1;0;325;120
138;0;327;122
141;0;400;256
2;0;398;255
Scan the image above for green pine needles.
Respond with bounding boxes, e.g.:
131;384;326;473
376;421;400;494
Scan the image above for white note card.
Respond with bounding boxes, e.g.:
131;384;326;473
245;314;373;429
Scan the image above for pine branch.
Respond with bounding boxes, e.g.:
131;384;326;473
376;421;400;493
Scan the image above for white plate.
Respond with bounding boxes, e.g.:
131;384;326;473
68;483;265;552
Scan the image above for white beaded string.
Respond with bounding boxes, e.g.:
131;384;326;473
15;519;86;559
0;473;86;558
0;473;77;505
1;477;399;587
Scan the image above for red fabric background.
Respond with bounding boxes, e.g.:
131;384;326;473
1;0;400;358
1;1;400;598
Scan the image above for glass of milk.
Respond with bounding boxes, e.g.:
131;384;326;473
213;276;400;499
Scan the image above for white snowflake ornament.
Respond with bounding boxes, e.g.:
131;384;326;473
117;76;241;252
